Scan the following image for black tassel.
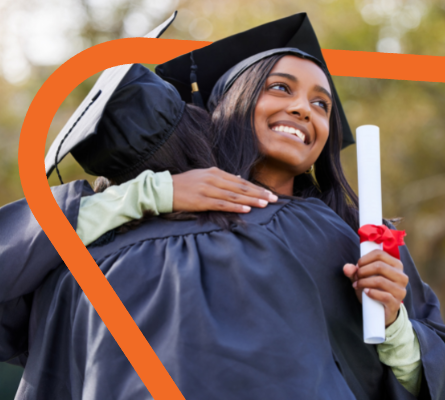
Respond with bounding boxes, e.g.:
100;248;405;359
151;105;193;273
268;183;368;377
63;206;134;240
190;53;205;109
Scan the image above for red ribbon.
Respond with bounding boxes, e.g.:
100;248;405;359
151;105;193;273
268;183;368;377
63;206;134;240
358;224;406;259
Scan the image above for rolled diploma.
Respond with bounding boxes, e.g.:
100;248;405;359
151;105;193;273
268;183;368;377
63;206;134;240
356;125;385;344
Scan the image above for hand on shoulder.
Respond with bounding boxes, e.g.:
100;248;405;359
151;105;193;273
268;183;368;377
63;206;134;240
172;167;278;213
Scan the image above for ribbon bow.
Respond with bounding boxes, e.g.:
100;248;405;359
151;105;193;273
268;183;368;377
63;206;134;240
358;224;406;260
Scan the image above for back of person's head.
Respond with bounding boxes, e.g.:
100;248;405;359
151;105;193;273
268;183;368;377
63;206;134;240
77;65;214;189
114;104;215;182
94;104;241;232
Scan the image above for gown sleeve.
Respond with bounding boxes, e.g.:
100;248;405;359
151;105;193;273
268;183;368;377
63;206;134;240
377;304;422;396
398;244;445;400
77;170;173;246
0;171;173;362
0;180;93;362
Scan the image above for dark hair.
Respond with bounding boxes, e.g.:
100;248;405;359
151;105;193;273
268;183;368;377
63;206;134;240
211;54;360;231
95;104;241;232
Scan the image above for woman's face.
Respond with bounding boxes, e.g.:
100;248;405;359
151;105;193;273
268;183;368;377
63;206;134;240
254;55;332;176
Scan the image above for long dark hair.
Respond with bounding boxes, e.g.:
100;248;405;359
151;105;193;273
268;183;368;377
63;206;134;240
95;104;241;232
211;54;360;231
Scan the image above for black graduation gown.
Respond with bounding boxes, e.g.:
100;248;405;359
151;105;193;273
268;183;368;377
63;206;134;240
1;181;445;400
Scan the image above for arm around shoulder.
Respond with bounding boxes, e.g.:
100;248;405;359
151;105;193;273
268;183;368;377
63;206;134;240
76;170;173;246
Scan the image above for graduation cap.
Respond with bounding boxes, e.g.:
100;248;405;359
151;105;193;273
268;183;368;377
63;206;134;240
69;64;184;183
45;11;178;182
156;12;354;148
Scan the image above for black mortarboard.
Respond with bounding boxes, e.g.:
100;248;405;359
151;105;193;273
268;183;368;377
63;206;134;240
45;12;178;181
156;13;354;148
70;64;184;183
207;48;326;111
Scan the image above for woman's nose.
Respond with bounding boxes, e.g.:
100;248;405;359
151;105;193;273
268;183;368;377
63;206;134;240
286;97;311;121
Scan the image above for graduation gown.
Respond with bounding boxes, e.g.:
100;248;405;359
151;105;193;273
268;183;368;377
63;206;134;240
1;181;445;400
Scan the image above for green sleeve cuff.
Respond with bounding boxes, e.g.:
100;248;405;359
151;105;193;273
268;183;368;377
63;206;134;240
385;305;406;339
152;170;173;214
377;304;422;396
77;170;173;246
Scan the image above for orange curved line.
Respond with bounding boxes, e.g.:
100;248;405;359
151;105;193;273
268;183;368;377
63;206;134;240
323;49;445;82
19;37;211;400
18;39;443;398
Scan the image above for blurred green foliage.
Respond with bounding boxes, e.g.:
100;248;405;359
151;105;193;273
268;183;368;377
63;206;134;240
1;0;444;398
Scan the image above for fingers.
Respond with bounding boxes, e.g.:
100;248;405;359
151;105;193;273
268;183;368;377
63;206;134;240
353;276;406;302
347;250;407;327
343;263;358;282
358;249;403;270
356;261;409;286
363;288;402;327
203;186;272;209
349;267;405;326
206;169;278;204
172;168;279;213
210;180;277;207
355;249;408;297
203;198;252;213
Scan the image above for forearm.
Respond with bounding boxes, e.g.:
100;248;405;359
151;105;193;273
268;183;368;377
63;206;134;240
77;170;173;246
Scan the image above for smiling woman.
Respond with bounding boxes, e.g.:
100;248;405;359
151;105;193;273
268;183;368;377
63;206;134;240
254;56;331;192
2;12;445;400
197;47;440;397
211;51;360;231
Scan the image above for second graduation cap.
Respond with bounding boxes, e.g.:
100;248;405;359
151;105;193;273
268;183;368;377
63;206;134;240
45;12;178;180
156;12;354;148
70;64;185;183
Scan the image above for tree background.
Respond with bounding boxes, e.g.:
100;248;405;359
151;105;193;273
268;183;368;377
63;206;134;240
1;0;444;396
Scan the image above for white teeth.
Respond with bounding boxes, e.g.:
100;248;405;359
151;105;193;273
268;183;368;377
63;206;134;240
271;125;306;142
296;130;305;141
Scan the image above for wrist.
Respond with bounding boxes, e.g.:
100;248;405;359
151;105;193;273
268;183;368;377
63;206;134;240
385;309;400;329
385;304;407;341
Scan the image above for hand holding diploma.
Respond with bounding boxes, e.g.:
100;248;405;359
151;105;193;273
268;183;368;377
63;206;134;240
343;249;409;328
343;125;409;343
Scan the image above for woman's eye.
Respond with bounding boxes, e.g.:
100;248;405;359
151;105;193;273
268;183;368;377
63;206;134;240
269;83;289;93
313;100;329;111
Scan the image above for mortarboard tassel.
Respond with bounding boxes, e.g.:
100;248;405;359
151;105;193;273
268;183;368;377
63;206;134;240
54;90;102;184
190;53;205;109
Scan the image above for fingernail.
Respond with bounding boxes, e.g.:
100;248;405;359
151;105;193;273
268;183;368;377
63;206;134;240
352;281;357;288
364;288;370;294
241;206;251;212
266;190;278;202
258;199;268;207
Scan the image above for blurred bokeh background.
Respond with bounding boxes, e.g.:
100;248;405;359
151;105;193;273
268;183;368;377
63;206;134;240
1;0;444;397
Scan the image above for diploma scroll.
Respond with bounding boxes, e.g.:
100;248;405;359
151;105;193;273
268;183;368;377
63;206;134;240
356;125;385;344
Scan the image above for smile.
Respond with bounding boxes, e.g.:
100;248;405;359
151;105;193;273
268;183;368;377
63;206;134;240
270;125;306;143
